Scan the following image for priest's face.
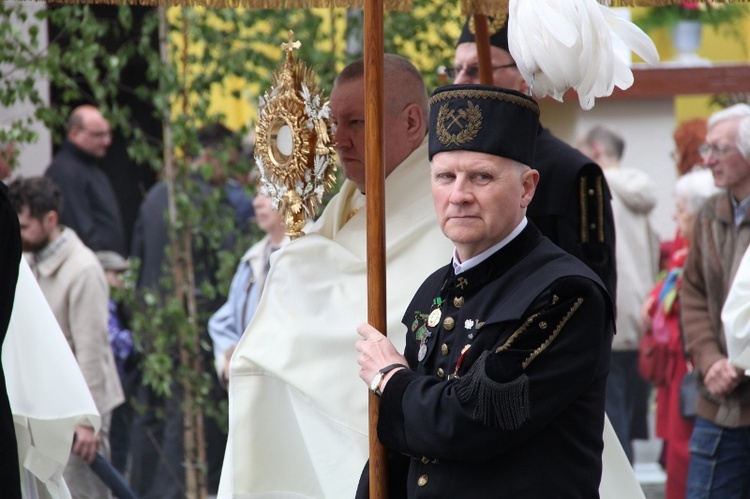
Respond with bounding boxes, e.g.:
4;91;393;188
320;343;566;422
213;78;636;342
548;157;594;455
431;150;537;262
331;79;367;192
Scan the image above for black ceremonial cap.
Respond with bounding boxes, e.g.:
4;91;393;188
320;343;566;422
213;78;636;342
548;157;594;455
428;84;539;166
457;15;509;52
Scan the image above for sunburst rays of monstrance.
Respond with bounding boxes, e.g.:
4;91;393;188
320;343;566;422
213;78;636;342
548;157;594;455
254;31;336;238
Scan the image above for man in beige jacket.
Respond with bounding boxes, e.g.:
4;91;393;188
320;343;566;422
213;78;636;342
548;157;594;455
9;175;124;499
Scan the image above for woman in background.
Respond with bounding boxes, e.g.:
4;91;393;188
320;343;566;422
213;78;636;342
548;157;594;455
642;168;719;499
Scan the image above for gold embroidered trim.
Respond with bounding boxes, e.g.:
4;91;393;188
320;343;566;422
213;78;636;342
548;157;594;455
495;309;544;354
596;176;605;243
579;177;589;244
522;297;583;369
468;13;508;36
436;101;483;147
346;207;362;222
430;89;540;116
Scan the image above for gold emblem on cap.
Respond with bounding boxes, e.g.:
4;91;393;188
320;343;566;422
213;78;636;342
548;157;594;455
468;15;508;37
436;100;483;147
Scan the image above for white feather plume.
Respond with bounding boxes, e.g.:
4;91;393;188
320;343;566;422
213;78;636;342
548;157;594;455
508;0;659;110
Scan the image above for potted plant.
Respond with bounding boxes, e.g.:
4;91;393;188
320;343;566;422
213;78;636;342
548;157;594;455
635;1;748;62
635;1;748;33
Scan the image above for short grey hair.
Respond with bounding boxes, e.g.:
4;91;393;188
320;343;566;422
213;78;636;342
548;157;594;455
707;104;750;161
675;168;721;214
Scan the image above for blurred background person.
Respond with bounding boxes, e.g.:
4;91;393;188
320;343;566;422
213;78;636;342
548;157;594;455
579;124;660;463
674;119;709;177
658;119;709;270
129;122;252;499
208;191;288;387
45;105;126;256
642;169;720;499
96;250;136;476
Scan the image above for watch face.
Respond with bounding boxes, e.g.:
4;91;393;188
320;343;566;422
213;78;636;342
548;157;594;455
370;372;383;394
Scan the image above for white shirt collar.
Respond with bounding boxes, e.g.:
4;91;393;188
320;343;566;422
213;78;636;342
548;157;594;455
452;217;528;275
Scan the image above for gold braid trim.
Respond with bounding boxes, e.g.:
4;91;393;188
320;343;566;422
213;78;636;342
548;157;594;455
430;89;540;116
579;177;589;244
596;176;605;244
522;298;583;369
495;309;544;354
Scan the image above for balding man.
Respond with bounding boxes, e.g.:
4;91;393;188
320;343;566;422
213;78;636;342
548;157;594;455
45;105;126;256
451;17;617;302
218;54;453;498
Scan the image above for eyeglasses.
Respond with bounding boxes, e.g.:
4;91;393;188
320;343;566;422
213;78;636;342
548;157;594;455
442;63;517;80
80;128;112;139
698;143;738;160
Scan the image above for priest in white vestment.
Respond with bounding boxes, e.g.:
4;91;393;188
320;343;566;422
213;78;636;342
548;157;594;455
219;55;453;498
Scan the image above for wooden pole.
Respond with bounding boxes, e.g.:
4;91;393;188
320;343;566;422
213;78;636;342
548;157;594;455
363;0;388;497
473;14;493;85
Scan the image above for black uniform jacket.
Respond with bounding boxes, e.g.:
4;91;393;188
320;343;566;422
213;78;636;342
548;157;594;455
529;127;617;302
366;223;614;499
45;141;126;256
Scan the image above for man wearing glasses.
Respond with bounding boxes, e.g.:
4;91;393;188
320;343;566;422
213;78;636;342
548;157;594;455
681;103;750;498
449;16;617;302
45;105;126;256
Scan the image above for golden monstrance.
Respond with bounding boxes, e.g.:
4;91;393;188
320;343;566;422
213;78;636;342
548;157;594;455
254;31;337;239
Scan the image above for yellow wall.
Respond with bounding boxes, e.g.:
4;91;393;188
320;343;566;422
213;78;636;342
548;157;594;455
631;7;749;123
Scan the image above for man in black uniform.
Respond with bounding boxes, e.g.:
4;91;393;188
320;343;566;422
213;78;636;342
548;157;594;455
450;16;617;301
355;85;614;498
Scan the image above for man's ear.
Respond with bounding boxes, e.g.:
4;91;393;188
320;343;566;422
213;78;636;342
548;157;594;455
43;210;59;231
520;168;539;209
404;104;424;141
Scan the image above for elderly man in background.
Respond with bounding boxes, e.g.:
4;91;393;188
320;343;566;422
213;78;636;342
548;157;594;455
681;103;750;499
219;54;453;498
579;125;660;462
45;105;126;256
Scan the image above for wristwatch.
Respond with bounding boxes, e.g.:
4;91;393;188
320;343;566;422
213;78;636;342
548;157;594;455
370;363;408;397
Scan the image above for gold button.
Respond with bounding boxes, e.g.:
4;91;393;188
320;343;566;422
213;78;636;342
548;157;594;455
539;321;548;329
590;223;597;230
441;344;449;356
437;368;445;378
588;188;595;196
418;475;428;487
443;317;455;330
453;296;464;308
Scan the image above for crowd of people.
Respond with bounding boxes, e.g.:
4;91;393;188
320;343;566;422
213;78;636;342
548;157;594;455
2;12;750;499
